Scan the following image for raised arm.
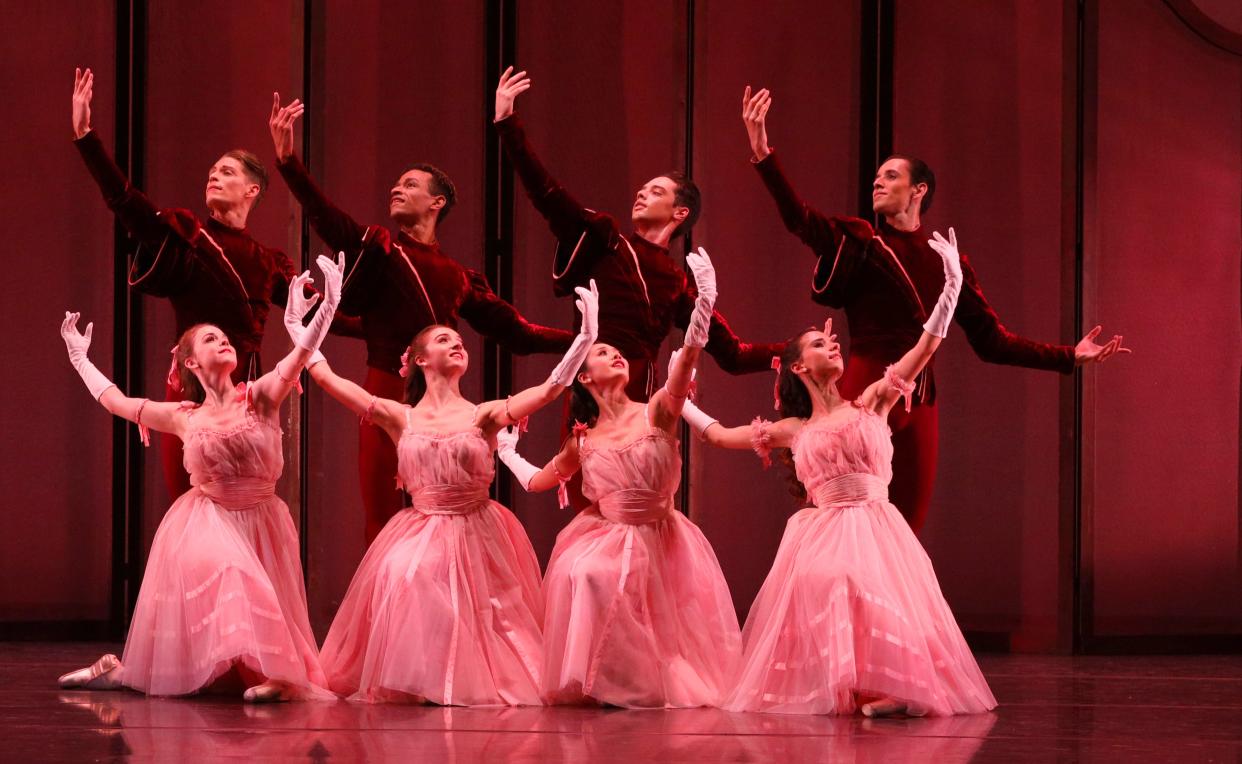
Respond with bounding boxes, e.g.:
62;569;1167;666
60;311;186;438
649;249;715;431
478;281;598;437
860;229;962;416
460;269;574;355
73;67;172;246
673;289;785;375
493;67;595;241
249;253;343;415
743;86;842;253
270;93;370;254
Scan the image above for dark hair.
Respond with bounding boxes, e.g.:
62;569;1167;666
408;163;457;223
771;327;821;503
663;170;701;238
224;149;268;205
884;154;935;214
401;324;457;405
172;323;213;405
569;369;600;428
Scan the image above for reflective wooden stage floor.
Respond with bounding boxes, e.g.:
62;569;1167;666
4;643;1240;762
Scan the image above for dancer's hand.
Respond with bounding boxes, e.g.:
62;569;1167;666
741;85;772;161
72;67;94;139
282;271;319;344
574;279;599;340
269;93;304;161
1074;326;1130;365
495;66;531;122
316;251;345;309
496;425;521;454
926;228;963;283
60;311;93;362
686;247;717;302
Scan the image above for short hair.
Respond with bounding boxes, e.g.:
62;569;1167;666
408;163;458;223
885;154;936;214
663;170;701;238
224;149;268;205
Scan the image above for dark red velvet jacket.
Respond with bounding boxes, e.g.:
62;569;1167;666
497;114;782;399
76;131;297;377
277;155;572;375
755;151;1075;404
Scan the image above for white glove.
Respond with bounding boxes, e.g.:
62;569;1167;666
547;279;600;387
282;270;326;367
680;399;719;440
684;247;717;348
61;311;115;400
496;426;541;491
294;253;344;354
923;228;963;338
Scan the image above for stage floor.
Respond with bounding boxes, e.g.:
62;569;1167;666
4;643;1240;762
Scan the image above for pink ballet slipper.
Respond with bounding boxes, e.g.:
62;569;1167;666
243;680;292;703
58;654;122;690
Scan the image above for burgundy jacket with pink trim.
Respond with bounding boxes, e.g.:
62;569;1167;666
277;154;572;376
497;114;781;400
754;151;1075;406
75;131;296;374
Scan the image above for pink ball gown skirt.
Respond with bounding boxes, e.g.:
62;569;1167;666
542;428;741;708
319;426;544;705
725;405;997;715
118;412;332;699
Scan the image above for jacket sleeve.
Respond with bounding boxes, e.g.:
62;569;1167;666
954;253;1076;373
460;268;575;355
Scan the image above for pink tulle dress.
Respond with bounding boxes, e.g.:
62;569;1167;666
117;394;332;699
541;413;742;708
724;396;997;716
318;408;544;705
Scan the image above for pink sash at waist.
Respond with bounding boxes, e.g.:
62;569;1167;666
196;478;277;511
596;488;673;525
412;485;490;516
812;473;889;508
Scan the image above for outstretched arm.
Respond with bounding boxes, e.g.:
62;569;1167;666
955;252;1130;371
60;311;185;437
476;281;599;436
460;269;575;355
496;427;582;496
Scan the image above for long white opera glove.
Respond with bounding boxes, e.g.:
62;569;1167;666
923;228;963;338
496;426;541;491
60;311;115;400
547;280;600;387
680;399;719;440
684;247;717;348
296;253;344;354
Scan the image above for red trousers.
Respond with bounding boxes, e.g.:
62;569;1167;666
358;366;407;544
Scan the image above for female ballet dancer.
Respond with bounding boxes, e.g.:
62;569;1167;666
681;229;996;717
57;254;345;702
291;278;599;705
495;248;742;709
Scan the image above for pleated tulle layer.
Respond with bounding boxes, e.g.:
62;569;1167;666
118;490;332;699
542;508;742;709
724;500;997;715
319;503;544;706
